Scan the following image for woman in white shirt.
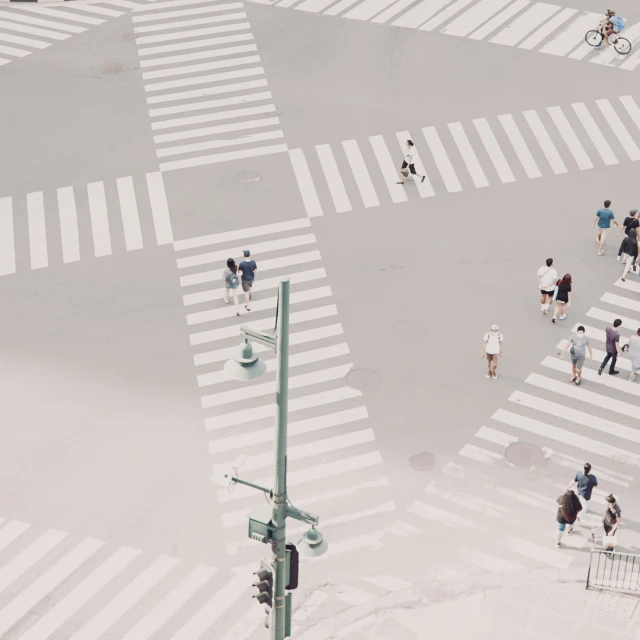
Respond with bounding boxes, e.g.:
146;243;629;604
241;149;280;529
481;325;504;379
396;140;426;185
537;258;558;315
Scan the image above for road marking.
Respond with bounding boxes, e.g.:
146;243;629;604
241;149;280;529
596;99;640;161
138;33;255;57
421;0;476;32
473;117;515;183
468;0;529;40
421;126;462;192
547;105;593;170
316;144;352;213
57;186;81;263
87;181;112;257
369;135;408;203
8;5;104;25
146;172;173;245
136;16;248;41
0;9;86;33
116;177;144;251
141;44;259;69
396;130;435;196
26;191;48;269
0;19;71;40
150;86;268;116
498;113;541;178
373;0;420;23
0;521;30;553
144;55;261;82
449;122;489;187
517;6;576;49
408;500;477;528
542;12;599;56
342;140;380;207
0;31;50;49
152;103;273;130
145;66;264;93
0;198;16;275
441;0;513;37
135;11;245;32
132;1;243;21
344;0;398;21
294;0;339;12
392;0;452;29
572;102;618;165
324;0;363;16
523;109;567;174
600;291;640;313
490;3;561;46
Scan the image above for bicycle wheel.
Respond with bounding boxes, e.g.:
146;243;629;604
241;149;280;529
615;37;632;54
585;30;603;46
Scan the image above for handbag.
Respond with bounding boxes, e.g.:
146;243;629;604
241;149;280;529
604;534;617;549
400;169;409;178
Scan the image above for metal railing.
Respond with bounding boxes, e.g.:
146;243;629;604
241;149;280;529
587;549;640;593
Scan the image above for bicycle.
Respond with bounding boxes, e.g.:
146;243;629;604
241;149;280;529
585;27;632;54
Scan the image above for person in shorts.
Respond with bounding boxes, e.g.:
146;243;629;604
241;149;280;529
481;325;503;380
592;495;622;547
537;258;558;315
561;325;592;385
238;249;257;312
551;274;572;323
556;490;582;547
593;200;618;256
396;140;426;185
566;463;598;516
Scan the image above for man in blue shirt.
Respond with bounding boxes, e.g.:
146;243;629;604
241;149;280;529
238;249;258;312
566;462;598;517
593;199;619;256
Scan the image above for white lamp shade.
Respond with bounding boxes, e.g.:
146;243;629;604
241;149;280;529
224;341;268;381
298;527;328;558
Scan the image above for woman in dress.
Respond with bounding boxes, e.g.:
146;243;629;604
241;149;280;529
556;489;582;547
552;274;572;324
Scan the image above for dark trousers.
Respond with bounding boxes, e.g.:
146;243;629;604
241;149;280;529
600;351;617;373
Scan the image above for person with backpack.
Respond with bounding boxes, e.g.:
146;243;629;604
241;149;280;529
556;489;582;547
619;229;639;282
600;9;625;47
222;257;241;316
551;274;572;323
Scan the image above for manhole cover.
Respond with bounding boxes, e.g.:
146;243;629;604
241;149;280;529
238;171;262;183
346;368;382;391
393;319;426;340
100;63;129;76
409;452;435;471
504;442;545;468
121;31;137;41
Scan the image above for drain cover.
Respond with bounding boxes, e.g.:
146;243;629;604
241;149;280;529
409;452;436;472
238;171;262;183
346;368;382;391
393;319;426;340
100;63;129;76
505;442;545;468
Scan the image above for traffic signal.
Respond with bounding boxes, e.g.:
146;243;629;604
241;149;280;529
285;543;299;590
252;561;274;628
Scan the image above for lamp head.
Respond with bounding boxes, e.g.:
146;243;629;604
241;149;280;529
224;341;267;381
297;526;328;558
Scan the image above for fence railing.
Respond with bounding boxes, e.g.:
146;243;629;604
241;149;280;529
587;549;640;593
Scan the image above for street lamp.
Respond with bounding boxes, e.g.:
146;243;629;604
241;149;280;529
223;277;327;640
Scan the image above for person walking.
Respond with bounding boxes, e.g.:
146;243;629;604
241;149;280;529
591;495;622;548
566;463;598;517
222;257;241;316
619;229;639;281
551;274;572;323
560;325;592;385
537;258;558;315
396;140;426;185
623;328;640;382
598;318;622;376
593;200;618;256
555;489;582;547
481;325;503;379
616;209;639;244
238;249;258;311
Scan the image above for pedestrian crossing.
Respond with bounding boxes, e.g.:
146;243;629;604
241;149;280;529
174;217;399;558
131;0;289;172
248;0;640;72
0;1;148;70
0;171;173;277
402;276;640;578
291;95;640;217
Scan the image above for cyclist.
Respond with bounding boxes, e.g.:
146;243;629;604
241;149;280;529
598;9;625;47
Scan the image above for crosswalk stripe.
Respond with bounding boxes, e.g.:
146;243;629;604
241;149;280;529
619;43;640;71
138;33;255;57
0;198;15;276
372;0;415;23
518;6;576;49
543;446;632;486
369;135;407;203
218;607;263;640
572;102;618;165
421;126;462;192
136;22;251;46
475;424;514;446
205;385;360;430
26;191;48;269
146;172;173;245
396;131;435;196
541;12;598;56
586;306;639;328
0;538;104;637
133;0;226;13
121;565;217;640
408;500;477;528
490;3;561;46
600;291;640;314
100;0;141;9
152;103;274;131
468;0;528;40
619;96;640;135
344;0;399;21
502;535;572;569
316;144;352;213
547;106;593;170
145;67;264;94
0;31;50;49
421;0;476;32
294;0;338;12
19;547;141;640
0;42;31;57
473;117;515;183
425;482;508;516
342;140;379;207
8;6;104;25
441;0;512;37
0;10;85;34
596;99;640;161
498;113;541;178
87;181;112;257
615;278;640;294
132;3;244;25
0;19;71;40
57;186;81;263
391;0;451;28
290;148;323;218
523;109;567;173
0;521;30;553
134;12;247;35
591;23;640;66
0;59;9;67
141;44;258;69
116;176;144;252
69;4;123;17
449;122;489;188
459;442;505;466
325;0;363;16
462;548;527;572
144;55;261;83
565;323;629;347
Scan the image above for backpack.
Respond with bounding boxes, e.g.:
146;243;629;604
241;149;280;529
227;271;239;287
610;15;625;30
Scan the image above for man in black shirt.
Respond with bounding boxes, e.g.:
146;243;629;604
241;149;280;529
617;209;639;260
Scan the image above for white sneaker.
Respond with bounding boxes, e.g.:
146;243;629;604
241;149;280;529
486;372;491;379
492;371;497;380
617;256;621;262
559;315;567;320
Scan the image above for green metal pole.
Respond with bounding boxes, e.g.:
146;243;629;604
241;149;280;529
271;278;290;640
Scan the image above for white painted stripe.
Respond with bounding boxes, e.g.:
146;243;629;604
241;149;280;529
134;0;233;12
498;114;541;178
324;0;362;16
458;443;505;466
57;186;80;263
316;144;352;213
144;55;260;82
572;102;618;165
294;0;339;12
0;42;30;57
601;291;640;314
138;33;254;57
202;364;353;408
288;148;323;219
152;103;274;131
0;32;50;49
441;0;513;37
19;547;140;640
425;483;508;516
150;87;268;117
543;447;632;487
372;0;415;23
146;172;173;245
344;0;398;20
0;19;70;40
191;304;338;346
494;407;640;466
26;191;48;269
9;6;104;25
0;198;15;276
211;405;367;454
175;217;310;251
69;4;123;16
510;390;640;445
100;0;141;8
392;0;451;28
596;99;640;161
136;22;250;45
586;307;638;328
619;43;640;71
206;385;360;431
462;548;526;572
115;177;144;252
448;122;489;188
121;565;216;640
421;126;462;192
0;538;103;637
490;3;560;46
395;131;435;197
369;135;408;203
475;424;515;446
540;12;599;55
502;535;572;569
171;571;255;640
473;118;515;183
0;521;30;553
0;58;9;66
145;67;264;93
141;44;258;69
134;12;247;34
517;6;576;49
0;10;85;33
217;606;263;640
468;0;529;40
86;181;112;257
523;110;567;174
69;556;180;640
132;2;243;22
591;23;640;67
408;500;477;528
615;278;640;295
421;0;476;32
620;96;640;136
342;140;379;207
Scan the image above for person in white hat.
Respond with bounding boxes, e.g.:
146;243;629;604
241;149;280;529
481;325;504;379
